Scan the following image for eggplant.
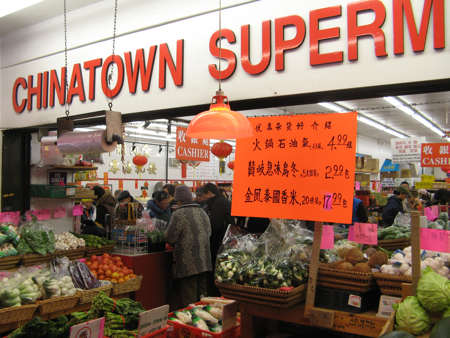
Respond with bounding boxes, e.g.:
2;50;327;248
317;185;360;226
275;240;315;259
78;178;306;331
68;263;84;289
75;261;101;289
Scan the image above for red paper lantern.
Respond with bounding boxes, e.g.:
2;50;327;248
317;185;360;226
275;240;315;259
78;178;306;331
211;141;232;161
188;160;201;169
227;161;235;171
441;166;450;173
132;154;148;177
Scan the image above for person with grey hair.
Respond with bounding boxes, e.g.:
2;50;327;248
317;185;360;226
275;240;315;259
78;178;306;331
164;185;212;306
114;190;122;199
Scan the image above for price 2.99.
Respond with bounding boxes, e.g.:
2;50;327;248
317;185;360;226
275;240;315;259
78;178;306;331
325;165;350;179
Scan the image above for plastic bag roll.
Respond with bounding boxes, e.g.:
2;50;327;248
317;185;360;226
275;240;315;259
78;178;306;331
41;136;57;146
57;130;117;155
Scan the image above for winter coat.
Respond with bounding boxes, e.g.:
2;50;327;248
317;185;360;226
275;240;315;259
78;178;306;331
165;202;212;279
146;199;172;224
382;195;404;226
205;194;235;264
95;192;117;227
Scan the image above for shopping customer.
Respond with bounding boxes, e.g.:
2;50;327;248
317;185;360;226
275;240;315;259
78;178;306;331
382;186;411;227
93;187;117;227
81;200;96;221
403;188;419;213
146;191;172;223
114;189;122;198
194;187;206;208
163;183;177;212
117;190;138;203
340;197;369;228
165;185;212;307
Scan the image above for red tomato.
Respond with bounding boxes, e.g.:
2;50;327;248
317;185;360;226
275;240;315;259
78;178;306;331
128;269;134;275
98;269;105;275
98;275;105;280
109;265;118;273
116;261;124;268
91;255;98;262
105;270;112;277
91;271;98;278
122;269;129;276
102;264;110;272
113;257;121;262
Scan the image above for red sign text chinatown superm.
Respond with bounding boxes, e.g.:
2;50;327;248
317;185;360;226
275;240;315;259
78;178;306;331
12;0;445;113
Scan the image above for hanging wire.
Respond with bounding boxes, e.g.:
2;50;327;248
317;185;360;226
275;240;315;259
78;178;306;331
107;0;118;110
63;0;70;117
218;0;222;91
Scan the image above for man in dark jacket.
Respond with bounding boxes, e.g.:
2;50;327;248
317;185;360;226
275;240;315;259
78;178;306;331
93;187;117;227
382;186;411;227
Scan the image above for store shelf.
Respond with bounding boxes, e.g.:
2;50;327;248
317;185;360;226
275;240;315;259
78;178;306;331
51;166;98;171
367;205;385;211
71;195;98;199
355;168;380;173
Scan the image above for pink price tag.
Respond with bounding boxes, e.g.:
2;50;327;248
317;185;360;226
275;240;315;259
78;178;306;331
355;182;361;190
34;209;50;220
424;207;438;221
320;225;335;249
54;207;67;218
431;205;440;216
420;228;450;253
348;226;355;241
73;205;84;216
0;211;21;225
323;193;333;211
353;222;378;245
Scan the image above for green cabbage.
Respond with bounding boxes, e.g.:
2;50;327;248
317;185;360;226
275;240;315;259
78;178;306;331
442;308;450;319
417;266;450;312
393;296;431;335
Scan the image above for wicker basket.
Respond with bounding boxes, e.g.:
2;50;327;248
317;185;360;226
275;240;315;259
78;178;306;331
38;293;80;315
216;282;307;308
21;252;57;266
78;282;112;304
0;303;39;325
85;244;115;256
55;247;86;260
317;266;375;292
316;281;377;293
375;238;411;250
373;272;412;295
112;275;143;295
379;286;402;296
0;254;22;270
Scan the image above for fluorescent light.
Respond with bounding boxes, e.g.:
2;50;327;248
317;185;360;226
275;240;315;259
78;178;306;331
0;0;43;18
430;126;445;137
413;114;433;129
385;129;407;138
358;116;386;131
318;102;348;113
383;96;415;116
128;133;176;143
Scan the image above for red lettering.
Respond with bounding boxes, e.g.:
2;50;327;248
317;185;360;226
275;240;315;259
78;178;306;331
209;29;237;80
101;55;124;98
27;73;42;110
67;63;86;103
348;0;388;60
274;15;306;71
393;0;445;54
42;71;49;108
159;39;184;88
310;6;343;65
241;21;271;75
49;68;66;107
84;58;102;100
124;47;157;93
12;77;27;113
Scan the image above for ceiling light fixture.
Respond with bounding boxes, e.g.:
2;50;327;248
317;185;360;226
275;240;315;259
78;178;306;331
413;114;433;129
430;126;445;137
384;129;407;138
0;0;43;19
383;96;415;116
358;116;386;131
318;102;349;113
186;0;253;140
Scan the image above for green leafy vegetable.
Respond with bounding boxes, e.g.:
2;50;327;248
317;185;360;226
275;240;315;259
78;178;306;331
416;266;450;312
393;296;431;335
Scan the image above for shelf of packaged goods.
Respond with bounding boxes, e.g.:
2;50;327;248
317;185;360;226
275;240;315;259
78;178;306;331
355;169;380;174
0;292;130;334
51;166;98;171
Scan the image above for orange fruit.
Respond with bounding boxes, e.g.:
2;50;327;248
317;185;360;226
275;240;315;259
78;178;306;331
118;272;124;278
128;269;134;275
110;278;118;283
86;261;92;267
98;275;105;280
118;278;125;284
111;272;119;279
123;276;130;281
91;255;98;262
105;270;112;277
105;277;111;281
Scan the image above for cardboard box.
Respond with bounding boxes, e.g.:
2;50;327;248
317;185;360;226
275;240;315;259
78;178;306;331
401;169;411;178
355;156;364;169
355;174;363;182
362;174;371;182
365;159;379;170
380;172;390;181
376;295;401;318
389;172;399;179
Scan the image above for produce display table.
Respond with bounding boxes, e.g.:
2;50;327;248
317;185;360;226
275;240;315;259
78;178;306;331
238;301;389;338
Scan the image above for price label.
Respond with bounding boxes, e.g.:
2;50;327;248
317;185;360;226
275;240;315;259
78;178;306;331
320;225;334;249
323;193;333;211
70;317;105;338
54;207;67;218
34;209;50;220
73;204;84;216
348;226;355;241
353;223;378;245
0;211;20;225
138;305;169;338
420;228;450;253
355;181;361;190
424;207;438;221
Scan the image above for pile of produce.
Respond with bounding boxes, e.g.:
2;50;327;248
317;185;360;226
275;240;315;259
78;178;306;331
0;223;19;257
147;218;167;244
7;315;73;338
148;230;165;244
427;212;450;230
171;304;231;333
378;226;411;240
325;247;382;273
216;220;338;288
86;253;137;283
70;232;114;248
71;291;145;337
68;259;102;289
20;220;56;255
391;266;450;336
55;231;85;251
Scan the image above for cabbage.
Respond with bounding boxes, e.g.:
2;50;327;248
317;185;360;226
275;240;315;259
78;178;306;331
417;266;450;312
393;296;431;335
442;308;450;319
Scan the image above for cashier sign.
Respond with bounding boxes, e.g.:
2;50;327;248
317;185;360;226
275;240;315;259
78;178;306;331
232;113;357;224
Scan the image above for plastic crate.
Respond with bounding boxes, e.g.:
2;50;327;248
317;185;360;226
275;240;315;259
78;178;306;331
314;286;381;314
141;324;169;338
41;185;65;197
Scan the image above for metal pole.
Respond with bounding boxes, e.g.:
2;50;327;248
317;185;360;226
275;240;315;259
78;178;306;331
165;141;169;183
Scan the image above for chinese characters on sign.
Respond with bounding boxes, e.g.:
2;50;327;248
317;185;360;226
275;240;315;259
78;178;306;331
420;228;450;253
175;127;210;162
233;113;357;223
353;223;378;245
391;137;425;164
421;143;450;167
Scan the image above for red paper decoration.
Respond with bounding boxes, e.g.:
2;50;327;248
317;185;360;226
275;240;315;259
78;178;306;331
227;161;235;171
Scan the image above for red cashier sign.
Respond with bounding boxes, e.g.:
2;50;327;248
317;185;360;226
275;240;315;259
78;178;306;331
176;127;210;162
421;143;450;167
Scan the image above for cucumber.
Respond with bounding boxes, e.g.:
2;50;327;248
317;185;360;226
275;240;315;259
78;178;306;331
379;331;415;338
430;316;450;338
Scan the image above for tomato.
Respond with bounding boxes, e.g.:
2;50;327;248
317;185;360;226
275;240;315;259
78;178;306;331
105;270;112;277
98;269;105;275
91;255;98;262
118;278;125;284
109;265;118;273
103;264;110;272
86;261;92;267
118;272;124;278
111;272;120;279
113;257;121;262
116;261;124;268
123;276;130;281
128;269;134;275
110;278;118;283
98;275;105;280
91;271;98;278
122;269;129;276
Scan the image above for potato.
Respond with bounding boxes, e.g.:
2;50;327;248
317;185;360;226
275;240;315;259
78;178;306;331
364;248;377;258
331;260;345;269
368;251;388;268
345;247;364;265
353;263;372;273
337;262;354;271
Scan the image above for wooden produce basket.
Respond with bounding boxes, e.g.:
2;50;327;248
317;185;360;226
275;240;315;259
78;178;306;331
216;282;307;308
0;254;22;270
112;275;143;295
37;293;80;315
375;237;411;251
85;244;115;257
21;252;57;266
317;267;376;293
78;282;112;304
0;303;39;325
55;247;86;260
373;272;412;296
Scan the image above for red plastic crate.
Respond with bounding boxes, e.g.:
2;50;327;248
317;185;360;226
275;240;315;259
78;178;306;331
142;324;169;338
167;303;240;338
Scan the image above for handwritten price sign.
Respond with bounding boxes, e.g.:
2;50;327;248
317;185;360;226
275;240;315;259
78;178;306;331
348;226;355;241
420;228;450;253
0;211;20;225
54;207;67;218
353;223;378;245
26;210;50;221
73;205;84;216
320;225;334;249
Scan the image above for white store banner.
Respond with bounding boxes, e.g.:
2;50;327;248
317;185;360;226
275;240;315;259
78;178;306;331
391;137;425;164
